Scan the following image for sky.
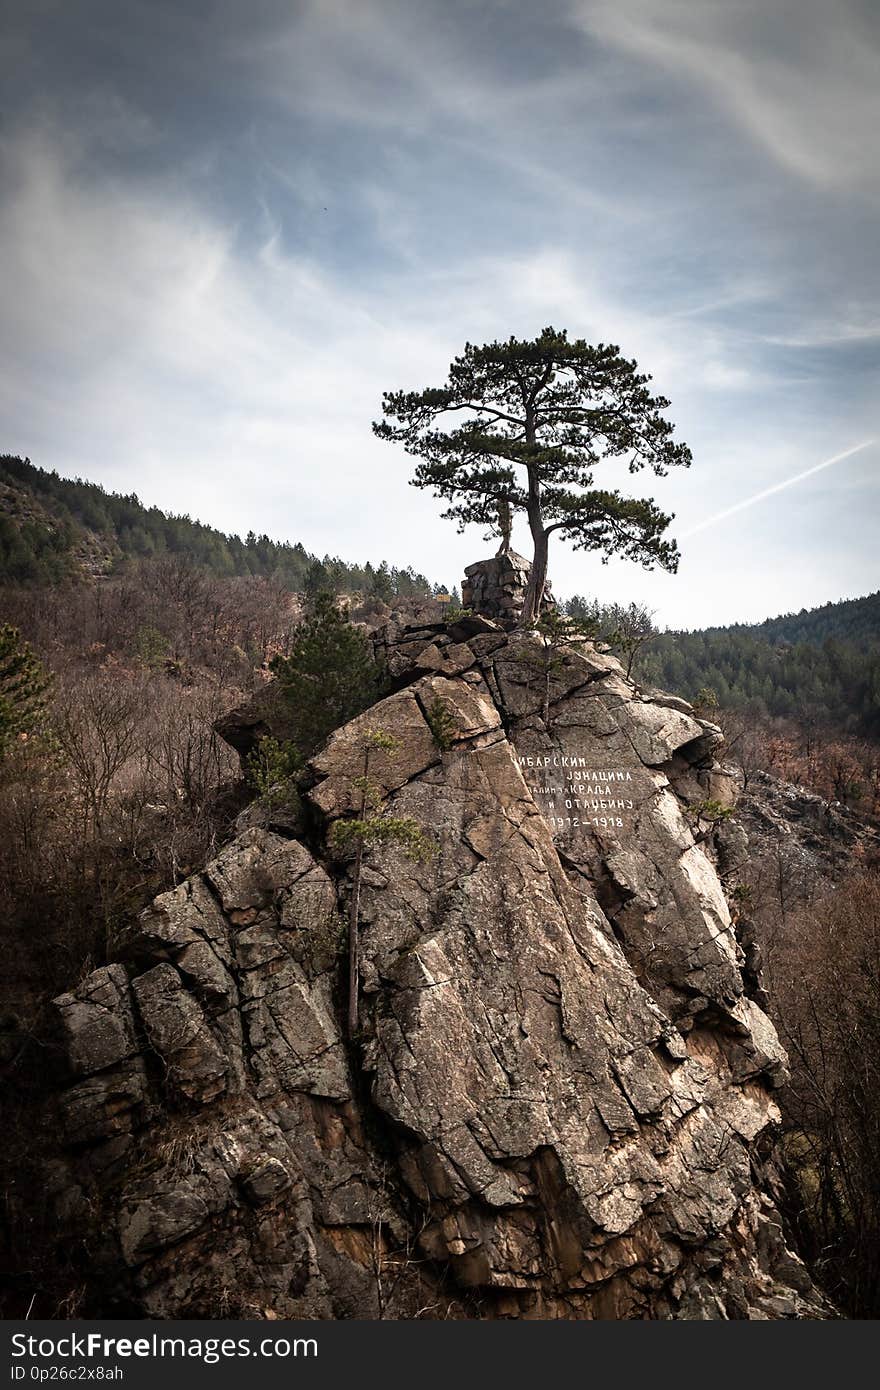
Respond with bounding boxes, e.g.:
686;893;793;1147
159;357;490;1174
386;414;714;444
1;0;878;629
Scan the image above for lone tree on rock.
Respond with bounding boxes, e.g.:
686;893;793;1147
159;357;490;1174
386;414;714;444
374;326;692;625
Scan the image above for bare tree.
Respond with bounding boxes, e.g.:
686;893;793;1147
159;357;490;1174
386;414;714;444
53;673;145;835
770;872;880;1316
601;601;656;678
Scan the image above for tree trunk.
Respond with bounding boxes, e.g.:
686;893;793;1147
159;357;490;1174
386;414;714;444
348;744;370;1037
519;457;548;627
347;839;363;1036
543;653;551;727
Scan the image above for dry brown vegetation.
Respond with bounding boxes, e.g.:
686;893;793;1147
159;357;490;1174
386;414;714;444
0;562;304;1008
0;563;309;1313
2;561;879;1317
754;872;880;1318
709;702;880;816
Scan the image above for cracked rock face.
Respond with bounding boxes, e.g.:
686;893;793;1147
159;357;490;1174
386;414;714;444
46;621;828;1319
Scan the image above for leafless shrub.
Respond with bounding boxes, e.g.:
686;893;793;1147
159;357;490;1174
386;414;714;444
769;871;880;1316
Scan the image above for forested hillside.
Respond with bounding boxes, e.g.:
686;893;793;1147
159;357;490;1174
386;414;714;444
733;591;880;647
0;455;443;599
637;596;880;737
4;454;878;737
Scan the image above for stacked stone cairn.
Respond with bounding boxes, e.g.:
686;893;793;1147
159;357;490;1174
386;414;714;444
461;550;554;626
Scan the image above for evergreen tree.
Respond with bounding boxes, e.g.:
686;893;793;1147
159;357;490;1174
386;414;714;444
370;561;395;601
329;729;435;1034
601;601;657;678
374;327;691;624
0;624;53;758
302;558;331;604
270;594;385;757
566;593;602;627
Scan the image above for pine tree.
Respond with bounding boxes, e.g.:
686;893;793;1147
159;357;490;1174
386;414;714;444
329;729;435;1034
374;326;690;624
302;558;331;604
601;601;657;678
370;561;395;601
0;624;53;758
270;594;385;757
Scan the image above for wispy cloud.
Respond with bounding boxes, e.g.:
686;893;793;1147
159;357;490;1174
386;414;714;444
0;1;878;627
680;440;877;537
573;0;880;193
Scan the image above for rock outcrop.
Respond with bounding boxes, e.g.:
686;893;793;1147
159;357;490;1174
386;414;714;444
46;614;828;1319
461;551;553;625
734;769;880;887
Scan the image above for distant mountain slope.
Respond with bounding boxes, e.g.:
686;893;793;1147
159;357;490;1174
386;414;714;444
5;454;877;732
0;455;437;597
638;592;879;735
705;591;880;650
0;474;83;584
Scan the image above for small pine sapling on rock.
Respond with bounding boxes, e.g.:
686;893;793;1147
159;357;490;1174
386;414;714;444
330;730;436;1035
518;608;596;727
423;695;458;751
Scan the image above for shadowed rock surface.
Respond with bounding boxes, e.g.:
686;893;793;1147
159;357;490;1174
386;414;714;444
46;616;829;1319
735;768;880;886
461;551;554;625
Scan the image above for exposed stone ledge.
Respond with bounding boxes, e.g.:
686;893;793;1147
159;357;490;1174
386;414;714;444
45;621;829;1319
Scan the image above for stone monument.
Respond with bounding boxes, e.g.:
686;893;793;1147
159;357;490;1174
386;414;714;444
461;550;553;626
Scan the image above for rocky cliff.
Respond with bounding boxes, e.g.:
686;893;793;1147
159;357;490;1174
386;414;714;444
47;613;827;1319
735;769;880;887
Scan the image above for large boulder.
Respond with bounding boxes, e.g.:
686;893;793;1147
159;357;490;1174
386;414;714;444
45;625;829;1319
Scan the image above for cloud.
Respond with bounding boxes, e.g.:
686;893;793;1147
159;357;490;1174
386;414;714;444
0;1;878;628
572;0;880;193
680;440;877;537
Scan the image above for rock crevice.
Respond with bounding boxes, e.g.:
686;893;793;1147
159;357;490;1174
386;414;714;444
46;615;828;1319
